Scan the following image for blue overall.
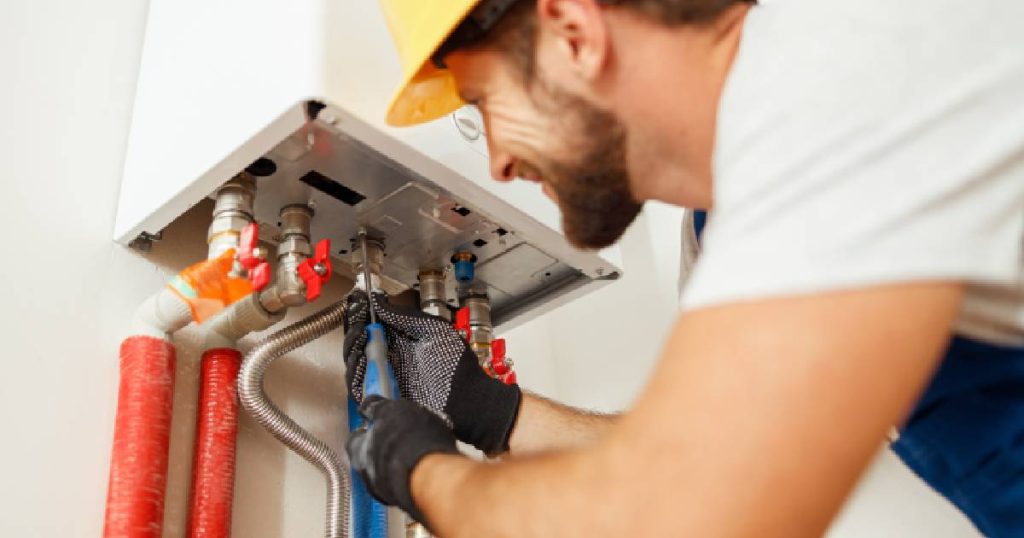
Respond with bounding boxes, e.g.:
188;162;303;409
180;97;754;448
893;337;1024;537
692;210;1024;537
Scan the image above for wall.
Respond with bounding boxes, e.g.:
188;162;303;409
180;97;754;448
0;0;980;536
0;1;354;536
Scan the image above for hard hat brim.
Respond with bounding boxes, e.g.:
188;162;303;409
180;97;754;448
385;58;466;127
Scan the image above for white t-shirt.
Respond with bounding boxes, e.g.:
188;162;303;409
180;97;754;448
680;0;1024;346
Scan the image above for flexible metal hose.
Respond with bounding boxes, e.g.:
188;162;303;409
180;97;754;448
238;302;350;538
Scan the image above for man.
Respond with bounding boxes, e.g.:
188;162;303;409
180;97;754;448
343;0;1024;535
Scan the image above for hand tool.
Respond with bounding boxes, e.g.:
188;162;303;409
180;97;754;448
359;230;395;400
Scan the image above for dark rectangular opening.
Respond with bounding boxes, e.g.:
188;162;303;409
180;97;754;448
299;170;366;206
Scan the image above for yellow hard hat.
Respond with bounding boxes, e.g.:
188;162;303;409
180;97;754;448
379;0;518;126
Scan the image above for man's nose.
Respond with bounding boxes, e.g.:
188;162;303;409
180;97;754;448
487;146;516;183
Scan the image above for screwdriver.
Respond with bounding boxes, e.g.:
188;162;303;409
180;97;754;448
359;230;395;400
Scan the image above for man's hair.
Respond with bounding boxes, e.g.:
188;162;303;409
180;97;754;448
475;0;755;79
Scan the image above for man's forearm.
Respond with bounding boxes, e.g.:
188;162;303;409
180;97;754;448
404;283;962;537
409;395;623;536
508;392;617;454
411;448;611;537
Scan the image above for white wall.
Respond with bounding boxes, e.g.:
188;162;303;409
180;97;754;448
0;2;354;536
0;1;980;536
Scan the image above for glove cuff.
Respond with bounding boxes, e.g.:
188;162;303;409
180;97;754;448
349;397;458;529
446;354;523;454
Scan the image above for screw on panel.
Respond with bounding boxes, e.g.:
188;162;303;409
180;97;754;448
129;231;163;253
304;99;327;121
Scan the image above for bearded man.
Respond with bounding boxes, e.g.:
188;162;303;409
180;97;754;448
343;1;1024;536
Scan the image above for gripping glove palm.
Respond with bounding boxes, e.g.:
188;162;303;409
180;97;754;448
346;396;458;526
344;290;521;454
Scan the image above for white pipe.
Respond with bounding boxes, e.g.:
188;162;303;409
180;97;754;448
131;287;193;338
204;294;286;349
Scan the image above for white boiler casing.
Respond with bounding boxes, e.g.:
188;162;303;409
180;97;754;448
115;0;622;330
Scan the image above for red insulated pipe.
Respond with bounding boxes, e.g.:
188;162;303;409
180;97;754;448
187;348;243;538
104;335;177;538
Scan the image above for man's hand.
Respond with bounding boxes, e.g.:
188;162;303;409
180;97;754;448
344;290;522;454
346;396;459;525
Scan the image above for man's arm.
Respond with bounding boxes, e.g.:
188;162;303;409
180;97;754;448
509;393;617;454
412;281;964;537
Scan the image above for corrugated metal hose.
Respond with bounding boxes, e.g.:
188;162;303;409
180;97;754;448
237;302;350;538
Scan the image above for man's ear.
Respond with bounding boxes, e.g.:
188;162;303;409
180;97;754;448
535;0;611;84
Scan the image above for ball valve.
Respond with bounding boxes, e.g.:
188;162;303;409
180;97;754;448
297;238;333;301
237;222;271;291
490;338;516;385
454;307;472;342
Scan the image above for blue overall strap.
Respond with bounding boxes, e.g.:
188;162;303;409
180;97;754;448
347;397;390;538
693;209;708;244
892;335;1024;537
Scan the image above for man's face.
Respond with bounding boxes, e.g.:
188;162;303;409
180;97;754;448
446;49;642;250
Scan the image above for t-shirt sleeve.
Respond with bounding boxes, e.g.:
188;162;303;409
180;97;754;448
681;1;1024;311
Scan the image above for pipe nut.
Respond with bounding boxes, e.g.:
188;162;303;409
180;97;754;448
422;304;450;320
278;236;312;258
207;216;252;241
279;205;314;237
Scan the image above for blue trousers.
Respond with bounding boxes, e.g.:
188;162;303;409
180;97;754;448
893;336;1024;537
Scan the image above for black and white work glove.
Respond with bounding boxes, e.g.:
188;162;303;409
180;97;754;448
344;290;522;454
346;396;458;525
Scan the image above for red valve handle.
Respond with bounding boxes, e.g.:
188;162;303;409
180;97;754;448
237;223;262;270
237;222;271;291
249;262;271;292
490;338;510;375
296;238;333;302
454;307;472;343
491;338;506;360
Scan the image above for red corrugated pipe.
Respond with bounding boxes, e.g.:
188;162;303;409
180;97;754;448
187;347;243;538
104;335;177;538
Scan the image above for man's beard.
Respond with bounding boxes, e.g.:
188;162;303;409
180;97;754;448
529;80;643;250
